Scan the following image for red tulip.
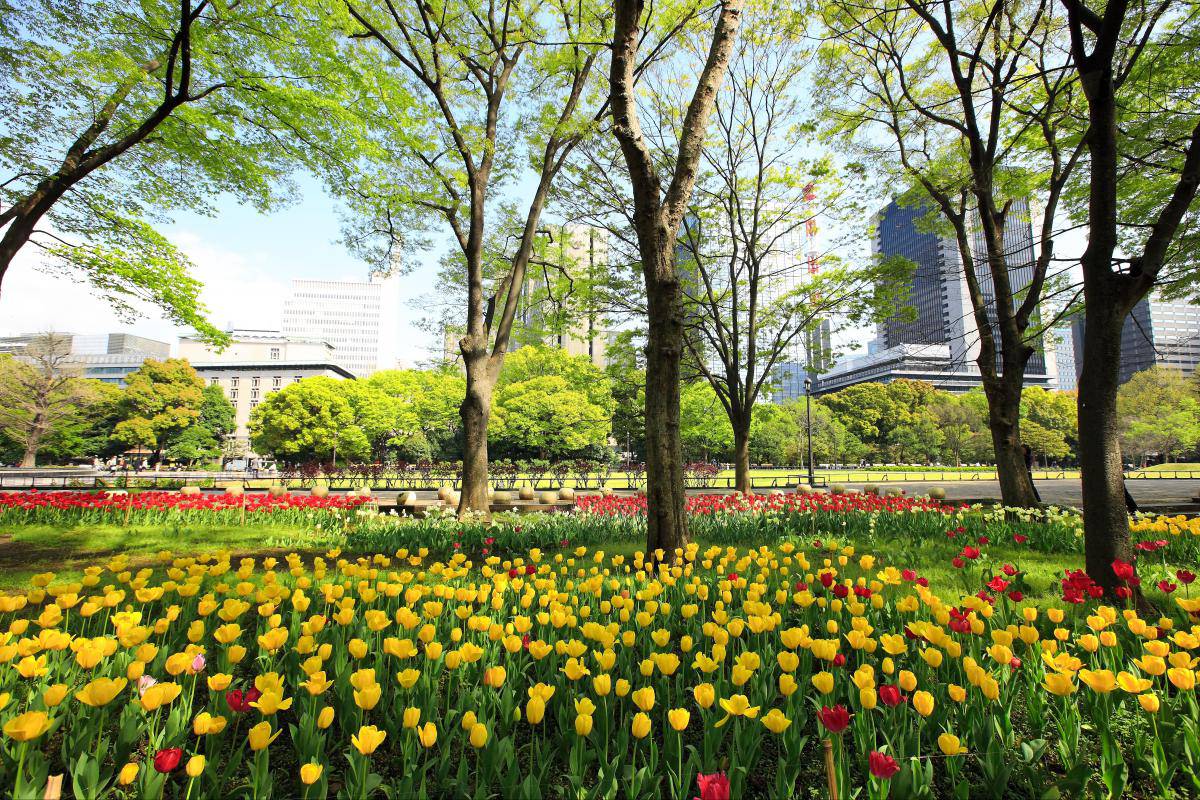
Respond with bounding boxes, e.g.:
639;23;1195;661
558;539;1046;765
154;748;184;773
879;685;905;707
868;750;900;780
694;772;731;800
1178;569;1196;585
817;704;850;733
1157;580;1177;594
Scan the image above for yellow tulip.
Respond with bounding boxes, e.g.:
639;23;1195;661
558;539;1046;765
207;673;232;692
42;684;69;708
76;677;127;707
1116;671;1152;694
693;683;715;709
948;684;967;702
575;713;593;736
140;682;182;712
912;691;935;717
483;666;507;688
186;755;206;778
811;671;835;695
417;721;437;748
1042;672;1076;696
248;721;280;751
526;696;546;725
715;694;759;727
354;684;381;712
1138;693;1160;713
118;763;139;786
760;708;791;734
632;686;655;712
403;707;421;728
1078;669;1116;693
317;706;335;729
300;762;323;785
938;733;967;755
193;712;228;736
859;687;877;710
469;722;489;748
3;711;49;742
352;725;387;755
668;708;690;731
252;690;293;715
1168;668;1196;691
631;712;652;739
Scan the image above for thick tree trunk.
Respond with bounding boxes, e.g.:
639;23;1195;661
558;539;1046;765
457;352;493;519
983;379;1039;507
1077;297;1135;595
732;418;751;494
644;268;689;556
19;439;39;468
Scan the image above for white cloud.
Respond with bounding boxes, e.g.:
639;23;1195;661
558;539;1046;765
0;232;290;351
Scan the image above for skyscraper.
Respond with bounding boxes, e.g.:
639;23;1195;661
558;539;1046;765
1071;293;1200;385
281;273;402;377
863;198;1051;388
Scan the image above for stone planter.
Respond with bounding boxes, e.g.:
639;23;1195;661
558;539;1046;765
268;484;287;497
519;486;536;501
310;485;329;499
224;485;244;497
558;487;575;501
539;491;558;504
180;485;201;496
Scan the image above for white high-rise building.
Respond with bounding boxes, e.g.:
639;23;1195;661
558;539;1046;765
281;273;401;377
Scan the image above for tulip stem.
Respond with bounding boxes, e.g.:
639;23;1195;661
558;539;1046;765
14;742;26;795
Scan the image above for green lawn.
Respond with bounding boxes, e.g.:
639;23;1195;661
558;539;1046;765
0;523;336;588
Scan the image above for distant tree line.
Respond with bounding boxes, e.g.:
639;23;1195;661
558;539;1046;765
0;334;234;468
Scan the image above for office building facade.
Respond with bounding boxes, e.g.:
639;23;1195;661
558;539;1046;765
179;330;355;456
0;332;170;386
838;198;1053;392
281;273;401;377
1071;294;1200;385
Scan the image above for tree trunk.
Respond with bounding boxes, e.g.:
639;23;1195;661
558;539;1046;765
983;378;1039;507
1077;298;1135;595
457;351;493;519
644;267;689;556
732;417;751;494
19;439;39;468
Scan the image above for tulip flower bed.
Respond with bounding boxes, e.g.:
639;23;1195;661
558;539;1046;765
0;540;1196;800
0;491;370;528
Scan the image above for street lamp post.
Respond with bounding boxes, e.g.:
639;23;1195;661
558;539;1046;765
805;377;815;487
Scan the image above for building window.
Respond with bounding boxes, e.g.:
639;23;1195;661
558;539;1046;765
272;376;281;388
231;390;238;401
231;377;239;388
251;389;260;400
269;347;280;360
209;378;219;386
251;377;260;388
294;376;302;383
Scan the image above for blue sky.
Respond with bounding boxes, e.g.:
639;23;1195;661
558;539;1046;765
0;174;442;365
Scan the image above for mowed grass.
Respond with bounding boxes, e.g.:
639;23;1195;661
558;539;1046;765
1128;462;1200;476
0;523;331;589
